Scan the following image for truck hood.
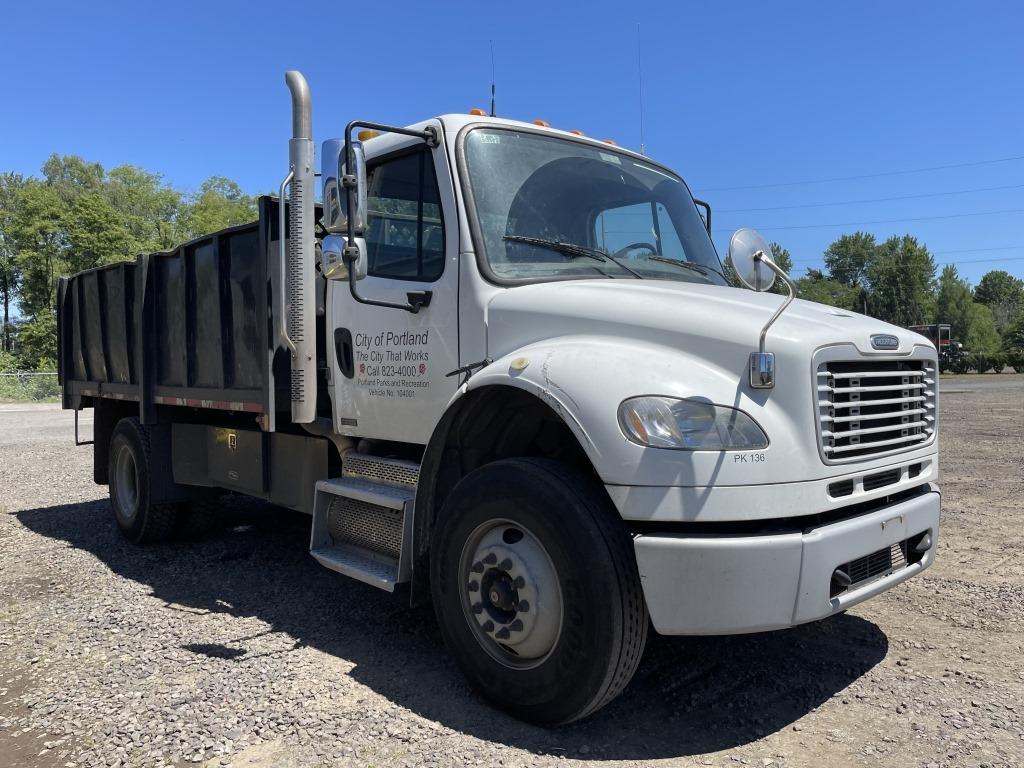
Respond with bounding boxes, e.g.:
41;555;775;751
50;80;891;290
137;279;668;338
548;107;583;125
485;279;920;362
481;279;937;488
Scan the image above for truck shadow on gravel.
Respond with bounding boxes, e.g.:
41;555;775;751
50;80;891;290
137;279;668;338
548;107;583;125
18;496;889;761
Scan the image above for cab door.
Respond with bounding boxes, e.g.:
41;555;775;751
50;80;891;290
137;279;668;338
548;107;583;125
327;123;460;444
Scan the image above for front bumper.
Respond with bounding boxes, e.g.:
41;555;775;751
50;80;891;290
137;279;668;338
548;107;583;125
632;483;940;635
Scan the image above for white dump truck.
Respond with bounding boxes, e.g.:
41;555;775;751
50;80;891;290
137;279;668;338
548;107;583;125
57;71;940;724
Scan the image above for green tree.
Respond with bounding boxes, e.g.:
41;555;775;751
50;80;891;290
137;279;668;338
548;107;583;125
0;173;26;352
768;242;793;295
104;165;183;251
15;313;58;369
1003;310;1024;352
963;302;1001;355
178;177;257;240
823;231;876;288
973;269;1024;335
9;181;65;318
935;265;1002;355
866;235;935;326
41;154;104;202
935;265;974;341
796;268;862;310
65;193;141;272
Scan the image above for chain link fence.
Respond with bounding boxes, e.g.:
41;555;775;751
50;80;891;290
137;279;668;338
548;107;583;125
0;372;61;402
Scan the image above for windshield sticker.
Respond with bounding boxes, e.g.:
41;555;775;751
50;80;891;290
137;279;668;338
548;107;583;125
478;134;501;144
598;152;622;165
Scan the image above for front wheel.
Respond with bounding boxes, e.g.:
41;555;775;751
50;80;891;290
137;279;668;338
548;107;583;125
430;458;648;725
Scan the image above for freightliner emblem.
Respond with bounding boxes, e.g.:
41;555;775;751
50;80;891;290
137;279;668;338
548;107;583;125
870;334;900;350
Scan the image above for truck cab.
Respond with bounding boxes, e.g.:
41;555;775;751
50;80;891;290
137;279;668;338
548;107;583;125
59;72;940;726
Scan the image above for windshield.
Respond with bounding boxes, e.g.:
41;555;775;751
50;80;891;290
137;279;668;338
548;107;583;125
461;128;725;284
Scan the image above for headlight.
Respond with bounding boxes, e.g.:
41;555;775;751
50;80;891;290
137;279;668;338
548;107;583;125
618;396;769;451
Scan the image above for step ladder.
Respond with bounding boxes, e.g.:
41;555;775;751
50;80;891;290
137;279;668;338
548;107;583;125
309;453;420;591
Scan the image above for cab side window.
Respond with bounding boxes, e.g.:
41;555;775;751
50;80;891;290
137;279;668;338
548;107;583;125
364;149;445;281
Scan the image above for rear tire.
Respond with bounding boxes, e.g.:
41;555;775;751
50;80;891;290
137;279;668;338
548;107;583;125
108;418;178;544
430;458;648;725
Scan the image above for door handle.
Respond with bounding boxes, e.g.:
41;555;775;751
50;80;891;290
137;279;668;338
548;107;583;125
406;291;432;312
334;328;354;379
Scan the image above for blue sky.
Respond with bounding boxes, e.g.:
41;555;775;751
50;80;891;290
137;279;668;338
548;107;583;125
3;0;1022;285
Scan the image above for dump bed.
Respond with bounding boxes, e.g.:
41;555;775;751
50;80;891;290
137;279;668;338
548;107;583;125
58;197;297;426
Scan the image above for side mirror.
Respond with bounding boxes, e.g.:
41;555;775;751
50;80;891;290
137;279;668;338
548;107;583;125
336;140;367;235
728;228;776;292
727;229;799;390
322;234;367;281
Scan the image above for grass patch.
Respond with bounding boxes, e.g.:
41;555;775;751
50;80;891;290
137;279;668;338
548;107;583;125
0;372;60;402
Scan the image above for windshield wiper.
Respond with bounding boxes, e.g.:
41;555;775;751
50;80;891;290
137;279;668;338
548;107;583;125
503;235;644;279
646;255;730;284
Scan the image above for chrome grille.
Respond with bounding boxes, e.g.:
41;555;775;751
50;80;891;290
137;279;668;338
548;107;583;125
817;358;936;462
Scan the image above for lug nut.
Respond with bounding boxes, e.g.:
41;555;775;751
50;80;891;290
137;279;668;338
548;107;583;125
516;600;529;612
499;558;513;571
468;581;479;592
508;619;524;632
482;620;494;633
495;627;511;640
470;561;484;574
471;602;483;614
483;553;498;565
513;576;525;588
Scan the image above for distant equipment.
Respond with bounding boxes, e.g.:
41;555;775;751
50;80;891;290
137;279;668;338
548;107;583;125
909;323;966;366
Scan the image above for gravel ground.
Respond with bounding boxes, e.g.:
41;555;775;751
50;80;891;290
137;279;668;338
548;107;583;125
0;376;1022;768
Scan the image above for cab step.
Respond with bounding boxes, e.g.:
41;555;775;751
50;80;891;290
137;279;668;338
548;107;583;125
342;452;419;489
309;454;419;591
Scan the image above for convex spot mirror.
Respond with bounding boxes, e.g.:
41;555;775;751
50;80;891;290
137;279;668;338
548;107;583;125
322;235;367;281
728;228;776;292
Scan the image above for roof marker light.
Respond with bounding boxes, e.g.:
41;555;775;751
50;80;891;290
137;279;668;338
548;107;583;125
569;129;584;136
533;119;550;127
603;138;617;146
469;108;487;116
357;130;380;141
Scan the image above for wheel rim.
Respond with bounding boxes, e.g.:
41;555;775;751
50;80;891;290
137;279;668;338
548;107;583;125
458;518;563;670
113;444;139;521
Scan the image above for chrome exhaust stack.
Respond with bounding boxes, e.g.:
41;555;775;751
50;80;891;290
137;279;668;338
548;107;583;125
281;70;316;424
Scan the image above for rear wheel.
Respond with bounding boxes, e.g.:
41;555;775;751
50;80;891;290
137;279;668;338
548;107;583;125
108;418;178;544
430;458;648;725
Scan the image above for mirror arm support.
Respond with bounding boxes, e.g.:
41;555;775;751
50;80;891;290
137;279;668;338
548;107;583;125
755;252;797;355
749;251;797;389
341;120;439;314
693;197;712;235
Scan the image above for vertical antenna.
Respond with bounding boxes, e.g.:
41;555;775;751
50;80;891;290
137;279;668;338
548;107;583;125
637;23;645;155
490;40;497;117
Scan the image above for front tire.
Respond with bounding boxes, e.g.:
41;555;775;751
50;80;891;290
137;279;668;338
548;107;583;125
430;458;648;725
108;418;179;544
